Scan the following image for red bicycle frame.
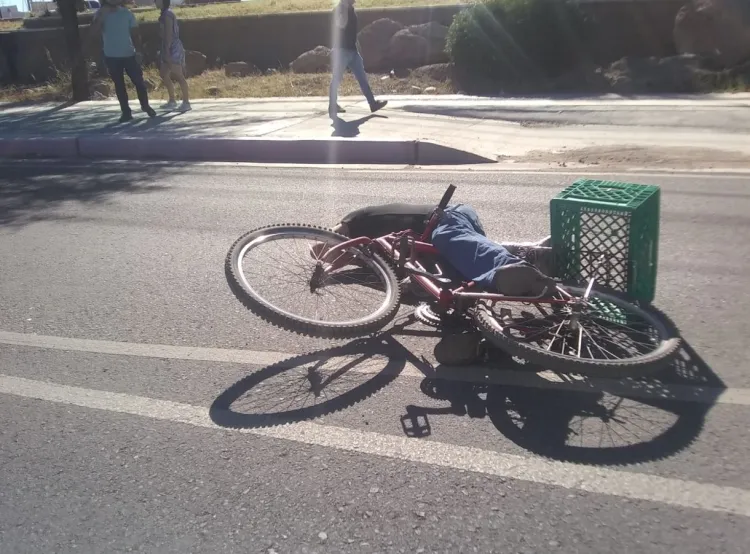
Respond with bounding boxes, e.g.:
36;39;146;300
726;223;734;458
320;205;569;313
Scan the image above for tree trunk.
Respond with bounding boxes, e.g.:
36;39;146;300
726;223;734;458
57;0;89;102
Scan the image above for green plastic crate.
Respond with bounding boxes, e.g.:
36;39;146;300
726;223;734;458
550;179;661;303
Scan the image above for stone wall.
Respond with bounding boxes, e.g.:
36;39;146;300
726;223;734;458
1;1;685;85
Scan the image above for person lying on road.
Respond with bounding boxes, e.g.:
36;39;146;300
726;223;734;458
320;201;557;366
328;202;557;298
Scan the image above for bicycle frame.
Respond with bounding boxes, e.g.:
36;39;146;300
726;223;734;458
320;212;571;313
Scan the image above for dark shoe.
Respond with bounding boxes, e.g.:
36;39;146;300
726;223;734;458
328;104;345;118
434;332;482;366
369;100;387;113
493;262;557;297
522;246;554;278
119;112;133;123
505;245;554;278
143;106;156;118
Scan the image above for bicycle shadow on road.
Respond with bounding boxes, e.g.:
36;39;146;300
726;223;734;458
402;339;718;466
209;333;417;429
208;306;721;467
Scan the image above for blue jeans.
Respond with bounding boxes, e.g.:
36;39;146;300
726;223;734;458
105;56;150;115
329;48;375;107
431;204;522;288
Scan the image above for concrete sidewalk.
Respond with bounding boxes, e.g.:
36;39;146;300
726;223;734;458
1;94;750;168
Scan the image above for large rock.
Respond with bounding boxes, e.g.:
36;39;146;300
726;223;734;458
290;46;331;73
89;81;111;97
184;50;207;78
386;30;430;70
224;61;258;77
552;64;610;93
408;22;450;65
357;18;405;71
410;63;454;82
604;55;707;93
674;0;750;68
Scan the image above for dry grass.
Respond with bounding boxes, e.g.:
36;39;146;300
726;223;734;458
0;67;454;103
0;69;73;103
182;68;453;98
0;19;23;31
698;72;750;93
137;0;463;24
8;0;463;30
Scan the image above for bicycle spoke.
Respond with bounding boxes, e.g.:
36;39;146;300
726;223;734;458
483;288;669;363
236;230;395;326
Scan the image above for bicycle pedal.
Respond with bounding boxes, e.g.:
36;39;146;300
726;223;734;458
499;307;513;325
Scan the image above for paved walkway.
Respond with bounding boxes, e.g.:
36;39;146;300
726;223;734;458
2;94;750;168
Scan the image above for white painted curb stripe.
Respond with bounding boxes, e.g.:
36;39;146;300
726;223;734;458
1;373;748;518
0;330;289;367
1;330;748;407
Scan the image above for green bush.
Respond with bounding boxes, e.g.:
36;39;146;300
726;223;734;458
446;0;591;84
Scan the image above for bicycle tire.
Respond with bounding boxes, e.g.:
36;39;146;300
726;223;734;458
226;224;401;339
472;287;681;378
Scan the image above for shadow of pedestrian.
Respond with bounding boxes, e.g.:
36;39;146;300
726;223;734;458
111;112;182;130
330;114;385;138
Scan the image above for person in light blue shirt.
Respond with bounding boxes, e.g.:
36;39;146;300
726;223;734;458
91;0;156;123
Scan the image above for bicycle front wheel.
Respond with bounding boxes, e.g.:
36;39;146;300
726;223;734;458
473;286;681;378
226;224;401;338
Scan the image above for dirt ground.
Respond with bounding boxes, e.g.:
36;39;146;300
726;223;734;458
515;145;750;170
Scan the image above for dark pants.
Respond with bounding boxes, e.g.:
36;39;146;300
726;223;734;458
431;204;522;289
329;48;375;108
105;56;150;115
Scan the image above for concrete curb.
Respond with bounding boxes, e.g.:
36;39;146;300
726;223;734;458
1;135;495;166
77;136;417;165
0;137;78;159
416;141;494;165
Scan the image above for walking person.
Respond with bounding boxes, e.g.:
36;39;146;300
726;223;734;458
155;0;191;112
329;0;387;118
91;0;156;123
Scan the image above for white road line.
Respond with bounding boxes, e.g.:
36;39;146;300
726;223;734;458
2;330;748;407
6;159;750;177
1;373;748;518
0;330;289;367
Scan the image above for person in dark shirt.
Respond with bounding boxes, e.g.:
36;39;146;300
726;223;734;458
330;0;387;118
90;0;156;123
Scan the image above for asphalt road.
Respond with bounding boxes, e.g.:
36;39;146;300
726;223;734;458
1;161;749;553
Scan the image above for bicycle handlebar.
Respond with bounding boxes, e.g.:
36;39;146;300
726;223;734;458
437;185;456;211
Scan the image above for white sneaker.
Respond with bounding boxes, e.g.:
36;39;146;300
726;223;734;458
178;101;192;113
162;100;178;110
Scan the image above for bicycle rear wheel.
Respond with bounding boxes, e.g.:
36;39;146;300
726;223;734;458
473;286;681;378
226;224;401;338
